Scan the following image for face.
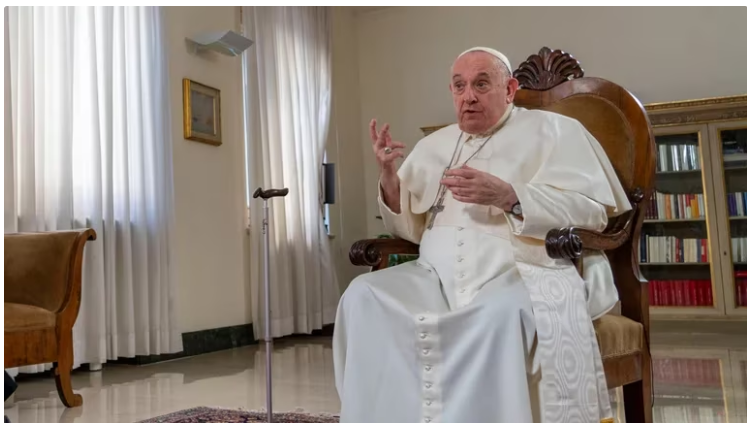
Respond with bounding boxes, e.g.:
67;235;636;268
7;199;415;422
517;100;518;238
449;52;519;134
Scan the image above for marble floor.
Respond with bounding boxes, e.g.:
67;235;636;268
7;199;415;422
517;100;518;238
5;333;747;423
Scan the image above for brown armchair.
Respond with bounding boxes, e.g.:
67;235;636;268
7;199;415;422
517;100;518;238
4;229;97;407
349;47;655;423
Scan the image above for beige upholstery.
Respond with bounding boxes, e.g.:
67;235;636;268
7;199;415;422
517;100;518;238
593;314;644;359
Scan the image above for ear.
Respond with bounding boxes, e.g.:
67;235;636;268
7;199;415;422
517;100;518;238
505;77;520;103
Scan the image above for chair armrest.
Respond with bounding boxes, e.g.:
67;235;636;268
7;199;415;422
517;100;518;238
545;188;644;260
545;226;631;260
349;238;419;269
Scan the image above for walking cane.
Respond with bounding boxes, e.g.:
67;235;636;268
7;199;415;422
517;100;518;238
252;186;289;423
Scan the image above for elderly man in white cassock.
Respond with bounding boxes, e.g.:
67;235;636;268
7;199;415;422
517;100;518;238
333;47;631;423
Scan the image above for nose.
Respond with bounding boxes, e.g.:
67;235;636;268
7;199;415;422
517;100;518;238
463;86;477;104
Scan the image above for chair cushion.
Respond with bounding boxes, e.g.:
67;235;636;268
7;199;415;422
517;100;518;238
593;314;643;359
4;303;56;332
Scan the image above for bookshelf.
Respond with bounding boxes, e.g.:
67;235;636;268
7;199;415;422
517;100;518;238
644;95;747;320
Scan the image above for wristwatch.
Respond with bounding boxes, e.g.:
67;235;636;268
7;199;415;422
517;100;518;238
510;201;522;216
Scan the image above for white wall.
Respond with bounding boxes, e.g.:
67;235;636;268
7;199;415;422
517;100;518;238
355;6;747;236
328;7;370;290
165;7;251;333
164;6;373;328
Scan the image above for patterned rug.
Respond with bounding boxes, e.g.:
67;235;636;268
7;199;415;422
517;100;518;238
138;407;339;423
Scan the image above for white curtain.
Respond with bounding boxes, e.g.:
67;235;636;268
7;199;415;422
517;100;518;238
242;6;339;340
4;6;182;373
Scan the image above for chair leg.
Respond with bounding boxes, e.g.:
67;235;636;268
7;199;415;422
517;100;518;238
623;353;652;423
54;335;82;407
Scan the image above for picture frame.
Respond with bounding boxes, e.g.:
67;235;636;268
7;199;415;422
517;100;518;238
183;78;222;146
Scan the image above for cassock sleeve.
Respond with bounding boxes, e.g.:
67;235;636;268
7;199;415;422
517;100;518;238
378;180;426;245
505;116;631;240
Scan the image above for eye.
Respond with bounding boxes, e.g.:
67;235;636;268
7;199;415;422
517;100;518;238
476;81;489;89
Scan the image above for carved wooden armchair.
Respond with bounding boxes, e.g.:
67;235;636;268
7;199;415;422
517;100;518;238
349;48;655;423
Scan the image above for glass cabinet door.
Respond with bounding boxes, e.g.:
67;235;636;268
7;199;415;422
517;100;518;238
711;121;747;313
643;125;719;312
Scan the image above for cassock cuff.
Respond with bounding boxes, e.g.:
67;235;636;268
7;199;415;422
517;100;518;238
377;179;425;244
377;180;401;216
504;182;537;238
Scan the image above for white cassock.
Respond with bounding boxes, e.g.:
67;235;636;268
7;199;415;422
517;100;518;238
333;105;632;423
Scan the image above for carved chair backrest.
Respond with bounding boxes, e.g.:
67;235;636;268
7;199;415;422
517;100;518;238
512;48;656;262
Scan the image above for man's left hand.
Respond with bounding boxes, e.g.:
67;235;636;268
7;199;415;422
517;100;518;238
441;166;518;211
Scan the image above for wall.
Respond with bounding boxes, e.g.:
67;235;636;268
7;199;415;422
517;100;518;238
164;6;373;328
355;6;747;236
328;7;370;290
165;7;251;333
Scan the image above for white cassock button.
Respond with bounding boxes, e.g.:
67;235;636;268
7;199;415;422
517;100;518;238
425;365;432;371
459;272;465;278
425;418;431;423
457;256;464;262
457;226;464;231
459;288;466;293
425;383;432;389
422;348;430;355
418;316;425;321
457;241;464;246
420;333;427;339
426;400;432;406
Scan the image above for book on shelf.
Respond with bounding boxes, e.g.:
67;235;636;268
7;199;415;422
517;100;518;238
639;235;708;263
737;280;747;307
727;191;747;216
722;143;747;168
734;271;747;307
656;143;700;172
730;238;747;262
647;191;704;220
648;279;713;307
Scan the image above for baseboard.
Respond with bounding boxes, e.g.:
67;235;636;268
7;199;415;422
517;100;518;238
111;323;257;366
110;323;335;366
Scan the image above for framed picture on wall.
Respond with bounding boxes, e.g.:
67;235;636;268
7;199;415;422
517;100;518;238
183;78;222;146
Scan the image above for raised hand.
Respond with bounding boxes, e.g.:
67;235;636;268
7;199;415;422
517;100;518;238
441;166;518;211
370;119;405;213
370;119;406;174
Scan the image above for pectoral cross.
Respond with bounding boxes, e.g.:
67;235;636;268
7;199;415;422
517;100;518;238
427;195;445;230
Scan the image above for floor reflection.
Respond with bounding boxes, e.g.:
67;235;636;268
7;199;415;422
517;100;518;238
610;343;747;423
4;335;747;423
5;339;338;423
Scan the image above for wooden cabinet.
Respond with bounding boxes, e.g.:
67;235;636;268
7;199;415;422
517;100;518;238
644;95;747;320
